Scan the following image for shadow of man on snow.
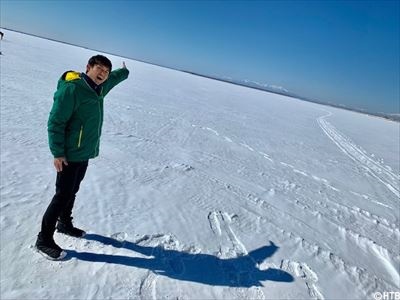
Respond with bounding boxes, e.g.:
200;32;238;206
65;233;294;287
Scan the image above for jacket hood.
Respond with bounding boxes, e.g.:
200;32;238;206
57;71;81;89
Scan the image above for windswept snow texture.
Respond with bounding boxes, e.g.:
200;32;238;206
1;29;399;299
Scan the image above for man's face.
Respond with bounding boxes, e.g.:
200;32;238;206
86;64;110;85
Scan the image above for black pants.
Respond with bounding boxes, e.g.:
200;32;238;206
40;161;88;239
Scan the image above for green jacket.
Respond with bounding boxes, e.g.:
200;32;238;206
48;68;129;161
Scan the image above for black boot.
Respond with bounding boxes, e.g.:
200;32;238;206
56;217;86;238
35;232;66;260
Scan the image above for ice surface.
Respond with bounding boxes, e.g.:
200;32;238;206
1;29;399;299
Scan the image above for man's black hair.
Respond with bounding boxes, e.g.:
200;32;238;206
88;55;112;71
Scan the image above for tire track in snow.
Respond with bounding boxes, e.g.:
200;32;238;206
248;188;400;286
275;159;398;235
195;158;397;257
263;215;396;296
279;162;341;192
258;177;399;254
292;196;398;255
189;169;399;293
349;191;393;209
305;195;399;253
187;173;392;297
151;118;400;291
317;111;399;198
207;211;322;299
194;119;395;216
192;124;275;164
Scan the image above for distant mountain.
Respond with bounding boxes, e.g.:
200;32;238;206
228;78;289;94
183;70;400;123
230;80;400;122
375;113;400;122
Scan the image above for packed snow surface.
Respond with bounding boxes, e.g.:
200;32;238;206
1;29;399;299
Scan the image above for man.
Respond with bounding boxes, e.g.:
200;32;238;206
36;55;129;260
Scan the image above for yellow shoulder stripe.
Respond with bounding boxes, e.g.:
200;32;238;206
65;71;81;81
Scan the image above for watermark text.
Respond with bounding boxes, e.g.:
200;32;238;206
373;292;400;300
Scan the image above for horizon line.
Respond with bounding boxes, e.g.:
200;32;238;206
1;26;398;122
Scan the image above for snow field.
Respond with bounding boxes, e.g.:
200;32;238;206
1;29;399;299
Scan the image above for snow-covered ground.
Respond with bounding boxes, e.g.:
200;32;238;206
1;29;399;299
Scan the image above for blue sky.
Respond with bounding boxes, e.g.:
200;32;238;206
1;0;399;113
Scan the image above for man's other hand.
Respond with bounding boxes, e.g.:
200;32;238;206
54;157;68;172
